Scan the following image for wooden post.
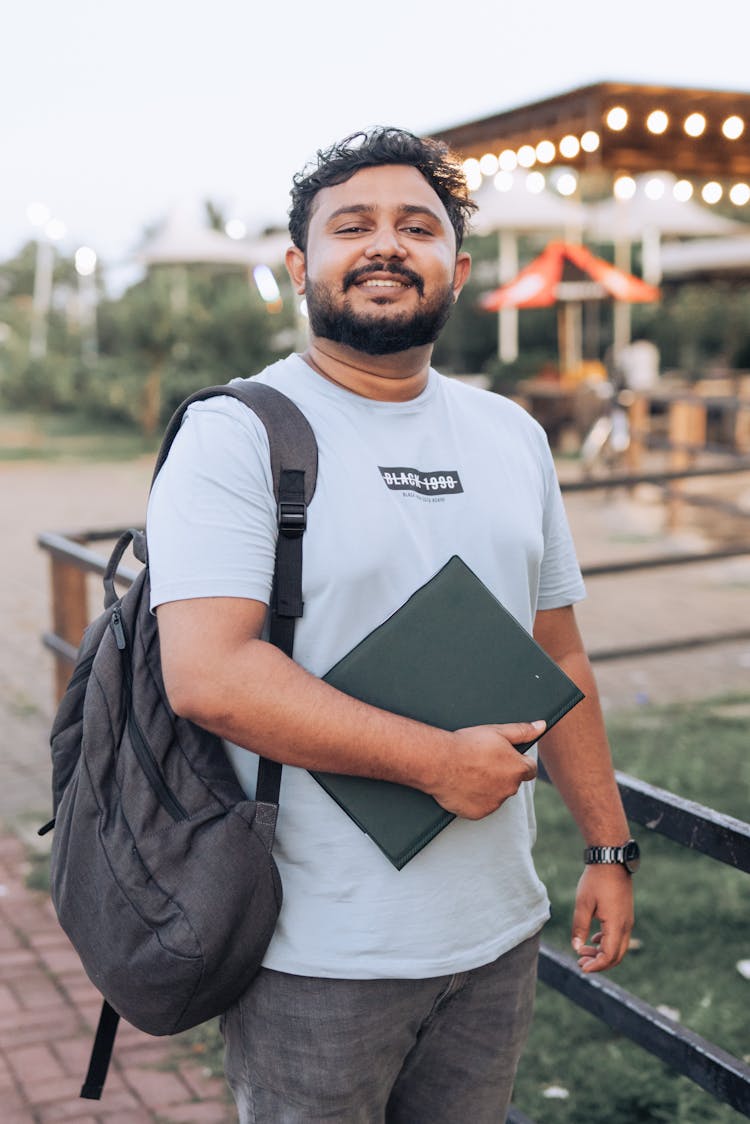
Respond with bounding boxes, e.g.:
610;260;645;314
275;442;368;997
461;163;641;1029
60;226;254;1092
667;398;707;530
50;555;89;702
625;392;649;473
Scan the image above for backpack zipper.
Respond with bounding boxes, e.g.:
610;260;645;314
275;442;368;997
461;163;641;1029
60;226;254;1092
110;609;189;823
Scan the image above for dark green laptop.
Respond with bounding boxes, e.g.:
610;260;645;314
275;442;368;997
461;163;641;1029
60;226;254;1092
313;555;584;869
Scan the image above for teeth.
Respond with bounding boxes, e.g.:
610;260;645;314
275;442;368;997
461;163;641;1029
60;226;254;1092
361;279;405;288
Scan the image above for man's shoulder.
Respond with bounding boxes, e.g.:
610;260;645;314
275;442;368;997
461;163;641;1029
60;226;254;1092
435;373;544;431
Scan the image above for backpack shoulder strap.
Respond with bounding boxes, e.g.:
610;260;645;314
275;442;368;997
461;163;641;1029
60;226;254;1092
153;380;318;805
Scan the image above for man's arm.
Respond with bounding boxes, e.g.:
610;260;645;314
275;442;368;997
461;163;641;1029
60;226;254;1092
533;605;634;974
157;596;541;821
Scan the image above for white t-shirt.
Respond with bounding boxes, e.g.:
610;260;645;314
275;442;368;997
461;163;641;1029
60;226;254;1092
147;354;586;979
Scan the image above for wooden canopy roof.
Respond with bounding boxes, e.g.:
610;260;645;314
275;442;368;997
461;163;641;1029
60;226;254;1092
431;81;750;180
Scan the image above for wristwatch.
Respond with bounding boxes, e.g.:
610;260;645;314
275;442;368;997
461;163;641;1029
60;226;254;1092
583;839;640;874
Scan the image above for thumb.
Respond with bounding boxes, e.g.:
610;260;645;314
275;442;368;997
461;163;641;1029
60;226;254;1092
497;719;546;748
571;892;594;954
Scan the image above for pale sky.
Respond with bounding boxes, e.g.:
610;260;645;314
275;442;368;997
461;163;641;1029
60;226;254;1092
3;0;750;273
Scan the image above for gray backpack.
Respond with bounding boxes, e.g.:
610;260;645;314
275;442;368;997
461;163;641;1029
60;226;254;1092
41;379;317;1098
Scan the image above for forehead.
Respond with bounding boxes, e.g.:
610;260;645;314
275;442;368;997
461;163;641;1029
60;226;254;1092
309;164;452;233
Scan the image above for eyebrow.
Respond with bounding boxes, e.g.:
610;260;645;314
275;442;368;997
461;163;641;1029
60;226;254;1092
324;203;446;228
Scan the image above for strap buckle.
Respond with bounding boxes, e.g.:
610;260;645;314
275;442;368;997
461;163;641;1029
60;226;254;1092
278;501;307;537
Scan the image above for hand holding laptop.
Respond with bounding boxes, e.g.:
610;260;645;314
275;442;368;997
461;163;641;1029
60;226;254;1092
427;719;544;819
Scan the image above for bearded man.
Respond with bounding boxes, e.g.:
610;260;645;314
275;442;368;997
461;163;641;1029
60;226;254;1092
148;127;636;1123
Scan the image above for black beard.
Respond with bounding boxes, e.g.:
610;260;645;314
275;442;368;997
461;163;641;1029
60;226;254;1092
304;269;456;356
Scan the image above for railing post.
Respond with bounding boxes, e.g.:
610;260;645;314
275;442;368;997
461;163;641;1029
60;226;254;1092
49;554;88;702
625;391;649;473
667;397;707;530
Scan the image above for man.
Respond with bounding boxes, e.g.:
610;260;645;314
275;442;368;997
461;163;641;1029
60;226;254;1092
148;127;635;1123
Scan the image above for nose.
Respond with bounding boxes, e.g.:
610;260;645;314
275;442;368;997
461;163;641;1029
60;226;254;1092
364;225;407;261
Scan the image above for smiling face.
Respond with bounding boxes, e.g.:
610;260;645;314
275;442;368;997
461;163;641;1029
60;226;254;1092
286;165;471;357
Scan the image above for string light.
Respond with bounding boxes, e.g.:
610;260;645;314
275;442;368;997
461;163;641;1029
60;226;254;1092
646;110;669;134
722;115;744;139
559;134;580;159
535;140;556;164
614;175;636;200
556;172;578;196
526;172;545;194
493;170;514;192
644;177;666;200
673;180;694;202
498;148;518;171
479;152;499;176
606;106;628;130
684;113;706;137
729;182;750;205
462;158;482;191
701;181;723;204
581;130;600;152
517;144;536;168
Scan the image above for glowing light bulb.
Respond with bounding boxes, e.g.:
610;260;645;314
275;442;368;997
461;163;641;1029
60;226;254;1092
517;144;536;168
701;181;723;204
646;110;669;135
493;171;514;192
673;179;694;202
479;152;499;176
224;218;247;240
644;177;666;200
526;172;545;194
581;130;600;153
722;115;744;140
559;134;580;159
606;106;628;131
684;112;706;137
498;148;517;171
614;175;636;201
729;182;750;206
253;265;281;303
74;246;97;277
557;172;578;197
535;140;556;164
462;158;482;191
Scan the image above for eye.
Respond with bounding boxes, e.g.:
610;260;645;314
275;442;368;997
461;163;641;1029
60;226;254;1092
335;224;369;235
402;224;433;236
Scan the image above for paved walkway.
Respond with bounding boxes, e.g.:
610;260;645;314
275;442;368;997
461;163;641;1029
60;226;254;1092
0;833;230;1122
1;453;749;1121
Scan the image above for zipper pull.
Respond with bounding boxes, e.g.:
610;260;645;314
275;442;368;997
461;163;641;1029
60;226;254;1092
111;608;126;651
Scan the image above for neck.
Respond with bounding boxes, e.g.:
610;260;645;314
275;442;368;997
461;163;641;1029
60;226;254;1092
301;338;432;402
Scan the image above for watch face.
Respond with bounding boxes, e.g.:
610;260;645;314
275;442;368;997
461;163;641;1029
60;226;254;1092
623;840;641;874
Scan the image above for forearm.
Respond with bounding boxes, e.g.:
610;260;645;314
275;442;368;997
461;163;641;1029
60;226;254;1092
170;632;452;791
158;596;542;819
538;652;629;845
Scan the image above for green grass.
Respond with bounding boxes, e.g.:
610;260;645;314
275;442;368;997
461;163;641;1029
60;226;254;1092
0;409;158;461
514;693;750;1123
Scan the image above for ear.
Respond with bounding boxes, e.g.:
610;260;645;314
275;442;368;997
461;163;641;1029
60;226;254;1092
452;251;471;302
285;245;306;294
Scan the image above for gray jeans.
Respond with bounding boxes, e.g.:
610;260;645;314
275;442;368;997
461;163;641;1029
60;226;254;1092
221;932;539;1123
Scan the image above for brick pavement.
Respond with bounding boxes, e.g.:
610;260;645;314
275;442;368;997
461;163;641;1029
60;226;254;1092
0;833;233;1123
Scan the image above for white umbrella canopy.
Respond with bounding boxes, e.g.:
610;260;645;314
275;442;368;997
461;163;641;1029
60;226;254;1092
660;235;750;279
585;175;745;241
139;203;260;268
470;175;587;236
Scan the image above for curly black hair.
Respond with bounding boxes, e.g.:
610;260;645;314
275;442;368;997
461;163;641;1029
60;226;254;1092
288;127;477;252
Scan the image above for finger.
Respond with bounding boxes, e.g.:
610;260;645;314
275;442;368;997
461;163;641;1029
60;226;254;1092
497;720;546;746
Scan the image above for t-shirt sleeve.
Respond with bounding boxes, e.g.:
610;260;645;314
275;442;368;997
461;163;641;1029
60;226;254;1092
536;436;586;611
147;397;277;611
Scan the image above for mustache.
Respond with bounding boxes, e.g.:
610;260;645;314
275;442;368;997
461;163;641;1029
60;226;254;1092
342;263;425;297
